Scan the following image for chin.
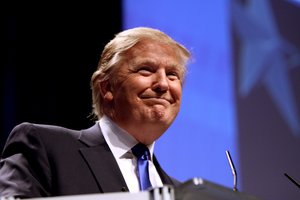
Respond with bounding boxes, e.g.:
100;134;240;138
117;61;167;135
140;106;177;127
148;106;172;119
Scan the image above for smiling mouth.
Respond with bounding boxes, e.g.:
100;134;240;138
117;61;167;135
141;97;172;105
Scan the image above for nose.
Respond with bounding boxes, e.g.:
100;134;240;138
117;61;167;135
152;70;169;92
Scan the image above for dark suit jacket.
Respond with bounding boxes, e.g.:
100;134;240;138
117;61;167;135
0;122;179;198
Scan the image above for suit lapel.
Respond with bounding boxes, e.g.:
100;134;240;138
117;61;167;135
153;155;178;186
78;123;177;192
78;123;129;193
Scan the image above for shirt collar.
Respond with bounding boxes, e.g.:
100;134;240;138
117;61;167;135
99;115;155;160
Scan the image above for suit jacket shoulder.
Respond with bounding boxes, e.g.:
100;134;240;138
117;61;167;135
0;122;179;198
0;122;110;198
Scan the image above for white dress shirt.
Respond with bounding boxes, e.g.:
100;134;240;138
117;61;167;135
99;115;164;193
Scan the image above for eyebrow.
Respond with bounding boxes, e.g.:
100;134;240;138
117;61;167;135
132;58;182;70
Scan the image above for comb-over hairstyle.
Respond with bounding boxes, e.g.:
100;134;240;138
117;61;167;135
90;27;191;119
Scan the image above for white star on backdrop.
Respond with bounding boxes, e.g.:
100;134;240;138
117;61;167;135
232;0;300;136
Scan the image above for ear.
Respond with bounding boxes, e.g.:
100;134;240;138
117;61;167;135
99;81;114;101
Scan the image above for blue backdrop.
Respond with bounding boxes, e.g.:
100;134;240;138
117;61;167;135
123;0;237;188
122;1;300;200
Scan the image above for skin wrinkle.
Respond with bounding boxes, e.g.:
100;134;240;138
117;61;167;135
102;40;183;145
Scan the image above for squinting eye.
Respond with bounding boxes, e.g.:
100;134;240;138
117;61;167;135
167;72;180;80
137;67;153;75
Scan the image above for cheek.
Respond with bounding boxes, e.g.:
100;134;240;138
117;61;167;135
115;81;145;104
126;77;152;96
171;83;182;101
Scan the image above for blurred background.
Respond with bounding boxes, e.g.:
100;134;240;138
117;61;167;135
2;0;300;200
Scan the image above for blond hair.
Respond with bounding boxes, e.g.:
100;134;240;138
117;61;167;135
90;27;191;119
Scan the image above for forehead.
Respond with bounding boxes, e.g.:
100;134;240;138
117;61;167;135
130;39;177;55
125;40;184;68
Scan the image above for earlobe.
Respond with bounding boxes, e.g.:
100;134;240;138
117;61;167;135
104;92;113;101
99;81;114;101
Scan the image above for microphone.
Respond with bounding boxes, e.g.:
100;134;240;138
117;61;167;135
226;150;238;191
284;173;300;189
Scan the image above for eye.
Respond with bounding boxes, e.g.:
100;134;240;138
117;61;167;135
167;71;180;80
137;66;154;76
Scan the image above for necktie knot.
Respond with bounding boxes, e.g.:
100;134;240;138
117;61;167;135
132;143;150;160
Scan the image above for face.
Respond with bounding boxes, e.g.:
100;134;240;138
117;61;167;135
102;40;184;144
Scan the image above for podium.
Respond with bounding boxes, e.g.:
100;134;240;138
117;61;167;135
175;178;259;200
1;178;260;200
1;186;174;200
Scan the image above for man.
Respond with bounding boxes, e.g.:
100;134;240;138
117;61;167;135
0;27;191;198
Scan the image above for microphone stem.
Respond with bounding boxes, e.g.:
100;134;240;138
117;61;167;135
284;173;300;188
226;150;238;191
